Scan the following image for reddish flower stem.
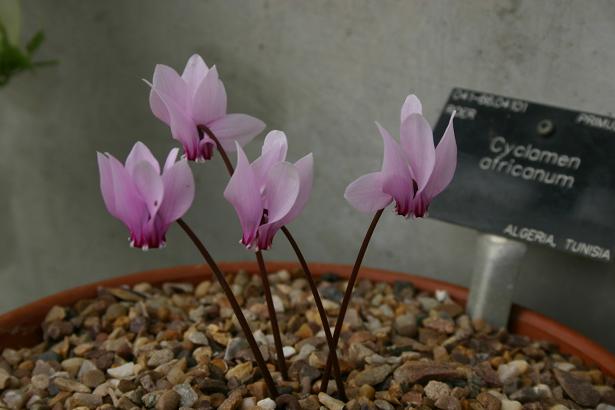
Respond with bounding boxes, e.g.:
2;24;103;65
280;226;346;400
201;125;346;396
320;209;384;392
176;218;279;398
256;250;289;379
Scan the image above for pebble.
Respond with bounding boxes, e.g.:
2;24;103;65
257;397;276;410
553;368;601;407
283;346;296;358
156;390;180;410
318;392;345;410
394;313;417;337
2;389;25;409
174;383;198;407
80;368;105;387
510;383;552;402
500;399;523;410
425;380;452;402
0;368;10;389
497;360;529;384
31;374;50;390
218;388;246;410
354;364;392;386
272;295;285;313
148;349;174;367
107;362;135;379
226;362;254;383
375;399;395;410
71;392;102;408
359;384;376;400
476;392;501;410
393;360;465;384
53;377;91;393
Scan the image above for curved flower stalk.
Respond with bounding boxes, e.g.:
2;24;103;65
97;142;195;249
223;131;313;380
224;131;313;251
97;142;280;398
345;94;457;217
146;54;265;161
321;94;458;392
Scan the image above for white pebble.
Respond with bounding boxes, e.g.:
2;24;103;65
257;397;277;410
498;360;529;384
501;400;523;410
106;362;135;379
283;346;296;358
435;289;449;302
272;295;285;313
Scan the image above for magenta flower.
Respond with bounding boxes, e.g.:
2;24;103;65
345;94;457;217
97;142;195;249
224;131;313;251
147;54;265;161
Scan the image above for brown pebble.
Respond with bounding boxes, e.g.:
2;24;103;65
156;390;181;410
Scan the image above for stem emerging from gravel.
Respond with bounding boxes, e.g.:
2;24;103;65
200;125;288;380
202;125;346;394
256;250;289;380
320;209;384;392
176;218;279;398
280;227;347;399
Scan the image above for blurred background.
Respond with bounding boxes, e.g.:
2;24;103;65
1;1;614;351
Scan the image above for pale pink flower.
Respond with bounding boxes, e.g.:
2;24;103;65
97;142;195;249
224;131;313;250
345;94;456;217
147;54;265;161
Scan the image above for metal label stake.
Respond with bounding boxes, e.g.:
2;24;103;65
467;234;527;327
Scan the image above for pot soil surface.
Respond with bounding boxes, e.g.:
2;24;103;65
0;269;613;410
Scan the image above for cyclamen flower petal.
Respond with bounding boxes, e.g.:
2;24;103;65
344;94;457;218
147;54;265;161
97;142;195;249
224;131;313;251
223;143;263;247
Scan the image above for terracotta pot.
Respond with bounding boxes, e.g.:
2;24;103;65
1;262;613;377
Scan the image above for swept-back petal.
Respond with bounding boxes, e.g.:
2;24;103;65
107;155;146;231
252;130;288;184
263;161;300;225
125;141;160;176
424;112;457;199
400;113;436;191
150;88;200;159
159;159;195;224
151;64;189;111
376;122;414;215
284;153;313;222
207;113;265;151
256;162;300;250
132;161;164;218
163;148;180;172
344;172;392;213
192;66;227;125
223;143;263;247
149;86;170;125
401;94;423;123
97;152;118;218
181;54;209;91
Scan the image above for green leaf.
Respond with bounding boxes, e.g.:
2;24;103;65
25;30;44;54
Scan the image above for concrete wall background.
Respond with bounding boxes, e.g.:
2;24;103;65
1;1;614;350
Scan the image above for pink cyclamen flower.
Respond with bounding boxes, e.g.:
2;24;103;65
345;94;456;217
97;142;195;249
147;54;265;161
224;131;313;251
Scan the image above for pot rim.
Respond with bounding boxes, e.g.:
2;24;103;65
1;261;613;377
